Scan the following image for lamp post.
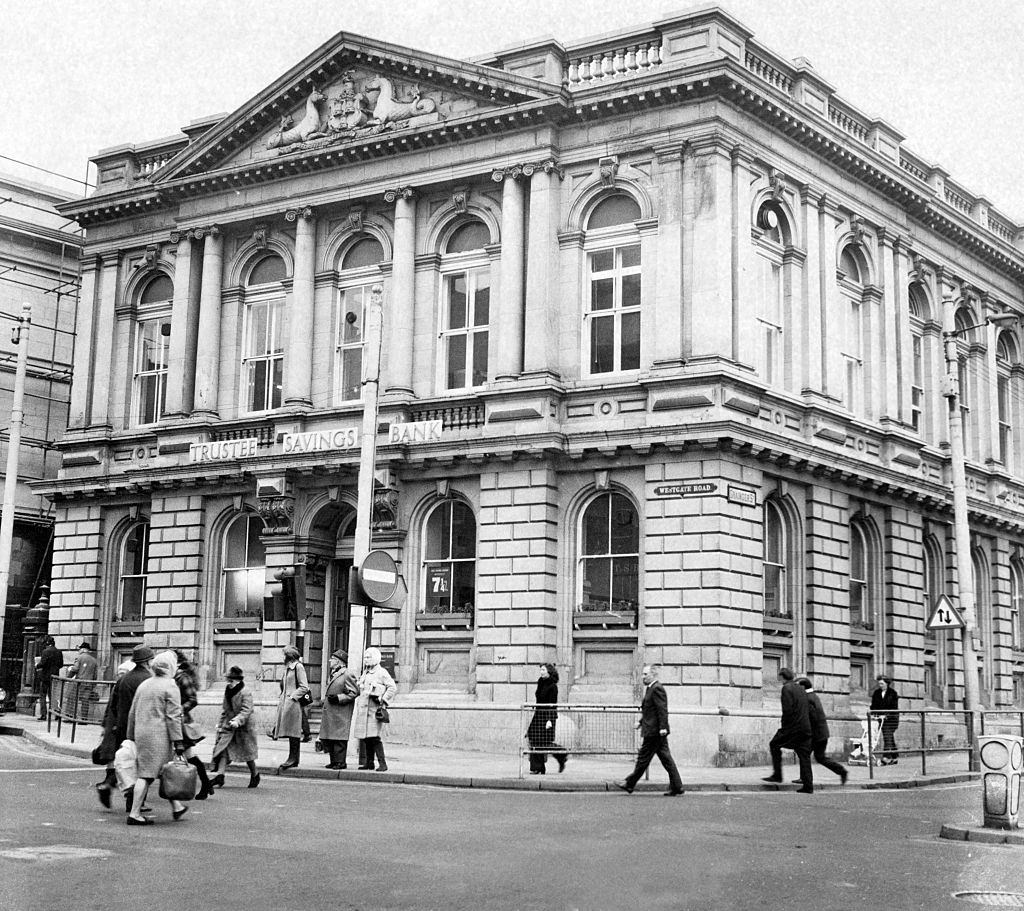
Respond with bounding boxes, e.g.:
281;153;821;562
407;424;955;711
941;306;1019;760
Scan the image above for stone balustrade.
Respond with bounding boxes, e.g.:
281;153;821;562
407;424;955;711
137;152;174;178
563;41;663;87
743;51;793;94
828;102;870;144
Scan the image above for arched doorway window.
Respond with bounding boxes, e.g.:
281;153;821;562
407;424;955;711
439;221;491;391
242;253;287;413
221;514;267;619
117;521;150;622
422;500;477;619
132;274;173;426
335;237;386;403
753;201;793;388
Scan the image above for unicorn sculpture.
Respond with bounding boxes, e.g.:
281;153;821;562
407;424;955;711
267;88;327;149
363;76;437;125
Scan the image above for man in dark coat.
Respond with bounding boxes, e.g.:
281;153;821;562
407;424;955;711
762;667;813;793
66;642;100;722
795;676;847;785
95;645;153;809
34;637;63;719
616;665;684;796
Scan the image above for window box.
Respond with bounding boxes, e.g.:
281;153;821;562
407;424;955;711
573;608;637;630
110;621;144;640
416;611;473;632
213;617;262;636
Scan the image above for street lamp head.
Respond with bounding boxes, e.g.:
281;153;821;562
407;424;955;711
986;311;1020;329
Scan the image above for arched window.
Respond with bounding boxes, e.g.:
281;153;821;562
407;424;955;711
117;521;150;622
221;514;267;619
849;521;871;630
762;494;804;682
422;500;477;618
1010;555;1024;653
439;220;490;390
908;283;930;434
335;237;386;403
972;546;992;701
996;331;1019;470
922;534;946;703
578;492;640;618
132;274;172;426
584;194;642;376
838;243;870;414
763;499;787;618
849;516;881;695
954;306;978;459
754;202;792;387
243;253;286;413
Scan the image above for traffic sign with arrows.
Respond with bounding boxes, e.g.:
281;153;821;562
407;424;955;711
926;594;965;630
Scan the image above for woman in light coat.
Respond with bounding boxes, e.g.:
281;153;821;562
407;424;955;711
125;650;186;825
210;665;260;788
352;647;396;771
319;649;358;770
273;645;310;772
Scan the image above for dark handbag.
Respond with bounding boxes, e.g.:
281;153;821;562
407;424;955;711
91;727;118;766
158;756;198;801
375;704;390;724
298;690;313;708
181;720;204;744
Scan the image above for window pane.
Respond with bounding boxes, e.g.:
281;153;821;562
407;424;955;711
342;238;384;270
619;245;641;269
765;505;783;563
447;275;467;329
426;506;452;561
119;578;145;622
609;494;638;553
270;357;283;409
123;524;148;575
590;249;614;273
424;562;452;612
610;556;639;610
248;305;268;356
764;564;783;616
621;273;641;309
587;195;640;230
245;517;265;566
590;315;614;373
446;221;489;254
446;335;466;389
223;569;247;618
138;375;158;425
620;311;640;370
451;560;476;612
249;360;268;411
582;558;611;610
269;303;284;353
583;496;610;555
450;503;476;559
246;568;265;616
340;299;363;345
248;254;286;286
341;349;362;400
850;580;864;626
140;274;174;305
850;528;864;579
225;518;247;568
472;331;488;386
473;275;490;326
591;277;614;311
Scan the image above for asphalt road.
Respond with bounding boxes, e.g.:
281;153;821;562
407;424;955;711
0;734;1020;911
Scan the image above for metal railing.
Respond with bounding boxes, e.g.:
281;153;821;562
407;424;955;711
45;677;115;744
863;708;984;779
519;703;640;778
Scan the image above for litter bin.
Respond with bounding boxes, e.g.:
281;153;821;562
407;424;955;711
978;735;1022;830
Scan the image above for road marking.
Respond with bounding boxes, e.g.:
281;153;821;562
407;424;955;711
0;767;93;773
0;845;113;862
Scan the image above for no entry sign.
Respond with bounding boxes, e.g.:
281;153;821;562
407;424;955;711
357;550;399;603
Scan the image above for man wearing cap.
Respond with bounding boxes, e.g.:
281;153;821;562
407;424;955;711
96;645;154;810
319;650;358;770
34;636;63;720
66;642;99;722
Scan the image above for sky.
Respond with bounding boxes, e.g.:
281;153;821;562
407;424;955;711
3;0;1023;220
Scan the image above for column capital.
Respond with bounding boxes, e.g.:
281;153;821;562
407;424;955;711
384;186;416;204
284;206;315;222
524;158;564;180
876;226;897;249
169;228;195;244
817;193;839;218
192;224;221;240
729;144;756;167
798;183;822;206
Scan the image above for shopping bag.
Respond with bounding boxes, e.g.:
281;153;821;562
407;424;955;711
158;755;198;801
91;727;118;766
113;740;139;791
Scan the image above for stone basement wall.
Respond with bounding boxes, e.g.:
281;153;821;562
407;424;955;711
47;503;105;649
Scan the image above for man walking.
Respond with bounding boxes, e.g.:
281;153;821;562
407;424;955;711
762;667;813;793
34;636;63;720
794;676;847;785
95;645;153;810
616;665;684;796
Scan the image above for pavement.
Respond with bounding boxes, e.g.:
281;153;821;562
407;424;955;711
0;712;978;793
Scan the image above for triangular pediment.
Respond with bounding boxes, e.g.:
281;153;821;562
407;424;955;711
156;31;564;182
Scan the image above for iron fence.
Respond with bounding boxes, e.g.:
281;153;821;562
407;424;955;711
863;708;983;779
519;703;640;778
45;677;115;744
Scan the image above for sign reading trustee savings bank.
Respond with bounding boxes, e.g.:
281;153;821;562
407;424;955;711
189;427;360;463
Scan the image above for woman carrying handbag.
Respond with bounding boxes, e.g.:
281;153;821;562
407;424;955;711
352;647;396;771
173;649;213;799
273;645;310;773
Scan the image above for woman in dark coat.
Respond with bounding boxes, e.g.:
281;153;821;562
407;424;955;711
870;675;900;764
173;650;212;799
526;664;567;774
210;666;260;788
273;646;309;772
319;650;358;770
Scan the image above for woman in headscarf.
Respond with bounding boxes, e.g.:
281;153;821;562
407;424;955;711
352;647;396;771
870;674;900;765
319;649;358;770
525;663;568;774
125;650;187;825
173;649;213;800
209;666;260;788
93;658;135;807
273;645;309;772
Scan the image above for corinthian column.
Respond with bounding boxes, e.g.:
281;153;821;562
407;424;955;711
523;160;562;378
193;226;223;418
493;166;526;379
385;187;416;395
68;254;100;429
284;206;316;408
165;230;200;417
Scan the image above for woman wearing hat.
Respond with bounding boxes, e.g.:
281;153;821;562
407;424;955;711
352;647;396;771
173;649;213;800
210;666;260;788
273;645;310;772
98;645;154;812
125;650;187;825
319;650;358;770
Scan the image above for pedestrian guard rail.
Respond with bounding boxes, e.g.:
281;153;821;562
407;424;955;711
519;703;641;778
45;676;115;743
858;708;1024;778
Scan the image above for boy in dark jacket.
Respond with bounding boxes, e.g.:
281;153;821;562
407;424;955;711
795;676;847;785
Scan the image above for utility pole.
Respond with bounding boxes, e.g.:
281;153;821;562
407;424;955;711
348;284;384;660
0;303;32;652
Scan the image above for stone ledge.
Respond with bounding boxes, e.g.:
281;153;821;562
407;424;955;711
939;824;1024;845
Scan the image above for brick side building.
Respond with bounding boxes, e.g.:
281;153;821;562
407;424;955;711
43;8;1024;757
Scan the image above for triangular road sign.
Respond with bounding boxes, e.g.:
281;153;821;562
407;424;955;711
926;594;965;630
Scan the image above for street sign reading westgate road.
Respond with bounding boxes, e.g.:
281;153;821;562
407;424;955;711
926;594;965;630
653;483;717;497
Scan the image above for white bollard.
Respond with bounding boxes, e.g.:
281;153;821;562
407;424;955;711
978;735;1022;830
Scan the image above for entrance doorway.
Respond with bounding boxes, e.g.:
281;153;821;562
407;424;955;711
329;559;354;660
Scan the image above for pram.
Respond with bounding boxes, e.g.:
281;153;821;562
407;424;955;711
847;718;884;766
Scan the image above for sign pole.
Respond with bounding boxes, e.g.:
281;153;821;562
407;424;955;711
349;284;384;659
0;304;32;654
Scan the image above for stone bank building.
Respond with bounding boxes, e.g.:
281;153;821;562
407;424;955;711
45;8;1024;752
